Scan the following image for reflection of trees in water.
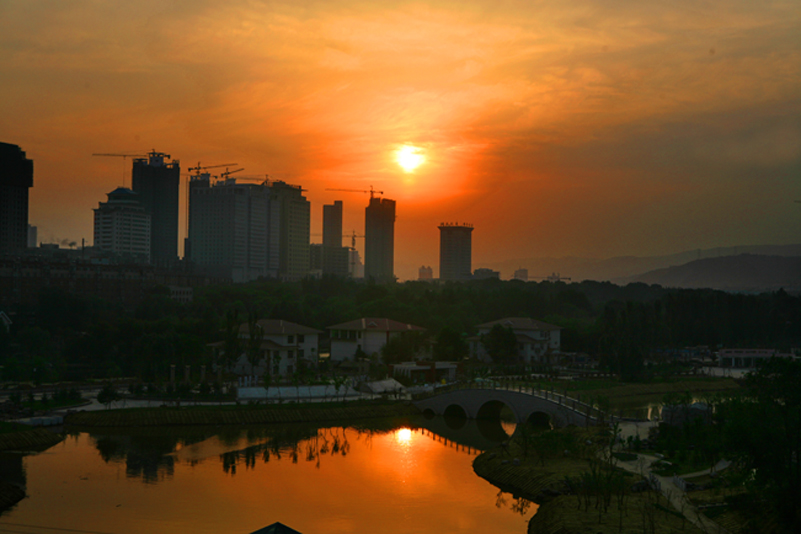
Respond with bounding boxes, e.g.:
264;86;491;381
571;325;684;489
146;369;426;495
92;434;177;483
495;489;533;516
220;426;357;475
88;416;417;481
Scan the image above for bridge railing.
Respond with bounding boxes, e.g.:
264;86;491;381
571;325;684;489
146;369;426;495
411;380;609;423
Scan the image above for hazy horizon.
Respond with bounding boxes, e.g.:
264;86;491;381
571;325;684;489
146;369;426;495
2;1;799;281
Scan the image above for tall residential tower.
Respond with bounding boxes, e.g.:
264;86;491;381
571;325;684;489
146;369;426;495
131;151;180;265
0;143;33;256
364;197;395;282
186;176;279;282
439;222;473;281
270;181;310;281
322;200;349;277
93;188;151;262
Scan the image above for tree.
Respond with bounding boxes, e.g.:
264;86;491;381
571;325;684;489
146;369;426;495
480;324;518;365
97;384;120;409
433;327;467;361
222;309;241;375
720;357;801;531
245;312;264;377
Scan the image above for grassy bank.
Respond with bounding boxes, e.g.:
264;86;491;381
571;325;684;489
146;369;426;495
65;400;421;428
558;376;741;410
0;424;63;452
473;427;705;534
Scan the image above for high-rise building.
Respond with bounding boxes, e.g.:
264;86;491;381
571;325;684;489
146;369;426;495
27;225;37;248
93;187;151;262
364;197;395;282
0;143;33;256
131;151;180;265
513;268;529;281
439;222;473;281
322;200;349;277
348;248;364;279
323;200;343;249
270;181;310;281
418;265;433;280
186;175;279;283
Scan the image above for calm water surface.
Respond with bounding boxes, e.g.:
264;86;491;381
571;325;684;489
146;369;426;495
1;417;535;534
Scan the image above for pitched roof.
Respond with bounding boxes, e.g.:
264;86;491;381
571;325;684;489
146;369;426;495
327;317;426;332
476;317;562;331
249;522;303;534
239;320;323;336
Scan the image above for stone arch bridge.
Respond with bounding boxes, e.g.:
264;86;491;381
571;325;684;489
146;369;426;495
413;386;604;428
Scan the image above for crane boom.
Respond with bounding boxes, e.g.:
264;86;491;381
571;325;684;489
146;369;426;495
188;162;237;173
325;185;384;199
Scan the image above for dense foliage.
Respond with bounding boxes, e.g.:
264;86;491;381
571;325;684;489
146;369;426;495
0;277;799;382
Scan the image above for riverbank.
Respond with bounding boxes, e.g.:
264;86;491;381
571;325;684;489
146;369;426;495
0;424;63;452
65;400;421;427
473;428;706;534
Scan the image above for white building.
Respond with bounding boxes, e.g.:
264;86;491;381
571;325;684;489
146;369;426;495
717;348;795;368
328;317;425;362
232;319;322;377
469;317;561;364
93;187;151;262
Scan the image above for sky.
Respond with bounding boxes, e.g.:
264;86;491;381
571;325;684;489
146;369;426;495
1;0;800;280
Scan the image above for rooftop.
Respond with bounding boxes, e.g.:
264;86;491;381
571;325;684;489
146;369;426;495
476;317;562;331
327;317;425;332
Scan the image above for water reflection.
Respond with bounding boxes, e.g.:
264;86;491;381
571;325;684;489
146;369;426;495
4;416;535;533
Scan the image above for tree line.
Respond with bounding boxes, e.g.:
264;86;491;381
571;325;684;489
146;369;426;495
0;276;798;382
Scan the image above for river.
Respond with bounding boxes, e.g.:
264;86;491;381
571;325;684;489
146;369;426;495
0;416;534;534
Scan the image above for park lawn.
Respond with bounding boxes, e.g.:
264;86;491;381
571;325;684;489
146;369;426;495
558;377;742;409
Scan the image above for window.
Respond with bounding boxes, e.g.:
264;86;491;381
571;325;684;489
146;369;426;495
288;335;294;343
298;349;304;359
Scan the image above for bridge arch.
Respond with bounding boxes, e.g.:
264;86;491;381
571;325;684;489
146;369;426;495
413;387;600;428
524;411;552;428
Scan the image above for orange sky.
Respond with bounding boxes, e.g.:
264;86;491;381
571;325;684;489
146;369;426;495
1;0;799;280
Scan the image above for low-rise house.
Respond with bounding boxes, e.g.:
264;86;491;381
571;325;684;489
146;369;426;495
391;361;460;384
328;317;425;362
231;319;322;377
469;317;561;364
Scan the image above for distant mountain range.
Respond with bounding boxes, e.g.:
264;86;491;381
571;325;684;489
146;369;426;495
480;244;801;286
617;254;801;292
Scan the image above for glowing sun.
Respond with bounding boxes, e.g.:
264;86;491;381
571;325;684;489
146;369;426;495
395;145;425;172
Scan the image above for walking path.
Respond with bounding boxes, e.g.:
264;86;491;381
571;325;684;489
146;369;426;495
612;447;732;534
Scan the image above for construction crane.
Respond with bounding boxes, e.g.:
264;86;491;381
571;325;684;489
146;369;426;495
188;162;237;176
344;230;365;251
325;185;384;199
92;152;148;187
220;167;244;180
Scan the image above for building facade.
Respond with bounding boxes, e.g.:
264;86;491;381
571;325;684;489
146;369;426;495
469;317;562;364
322;200;350;277
131;151;180;265
0;143;33;256
93;187;151;262
187;176;279;283
439;223;473;281
270;181;310;281
232;319;323;377
418;265;433;280
513;268;528;281
328;317;425;362
364;197;395;282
